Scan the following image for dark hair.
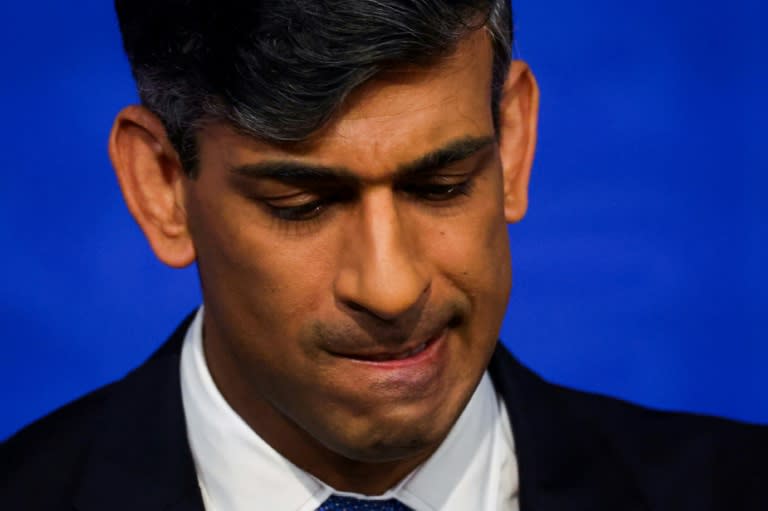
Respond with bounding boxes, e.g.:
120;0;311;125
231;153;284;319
114;0;514;174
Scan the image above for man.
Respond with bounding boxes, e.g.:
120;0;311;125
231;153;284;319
2;1;767;510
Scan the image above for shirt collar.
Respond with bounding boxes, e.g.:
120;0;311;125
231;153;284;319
180;306;512;511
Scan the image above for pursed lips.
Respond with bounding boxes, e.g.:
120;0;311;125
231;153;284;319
328;325;448;363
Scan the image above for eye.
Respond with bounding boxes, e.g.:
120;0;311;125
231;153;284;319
260;189;355;222
402;179;474;202
268;201;325;221
265;197;328;221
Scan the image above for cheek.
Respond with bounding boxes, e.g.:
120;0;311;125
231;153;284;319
188;191;336;342
440;225;511;334
423;188;511;298
417;187;512;364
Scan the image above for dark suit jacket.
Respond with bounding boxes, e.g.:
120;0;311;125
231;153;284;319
3;314;768;510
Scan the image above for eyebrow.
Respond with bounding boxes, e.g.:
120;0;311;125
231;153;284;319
395;135;495;178
228;135;496;184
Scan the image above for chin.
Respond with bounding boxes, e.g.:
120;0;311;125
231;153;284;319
332;430;441;464
327;400;462;464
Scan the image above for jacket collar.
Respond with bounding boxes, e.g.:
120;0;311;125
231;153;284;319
487;344;647;511
73;313;205;511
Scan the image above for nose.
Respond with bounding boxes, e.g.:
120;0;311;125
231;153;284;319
334;188;430;321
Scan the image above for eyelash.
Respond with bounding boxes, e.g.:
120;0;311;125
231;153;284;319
264;179;475;222
403;181;474;202
267;200;329;222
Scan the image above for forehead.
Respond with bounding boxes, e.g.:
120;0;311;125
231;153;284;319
198;30;495;178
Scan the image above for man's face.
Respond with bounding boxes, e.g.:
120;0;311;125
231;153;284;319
182;32;518;470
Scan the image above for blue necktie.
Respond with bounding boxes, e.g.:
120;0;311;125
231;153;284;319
317;495;412;510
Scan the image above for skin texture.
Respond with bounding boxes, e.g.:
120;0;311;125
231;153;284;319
109;29;539;494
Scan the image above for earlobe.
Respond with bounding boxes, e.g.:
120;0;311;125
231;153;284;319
498;60;540;223
108;106;196;268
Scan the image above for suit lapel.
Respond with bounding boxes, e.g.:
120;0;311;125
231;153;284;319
488;344;648;511
73;314;205;511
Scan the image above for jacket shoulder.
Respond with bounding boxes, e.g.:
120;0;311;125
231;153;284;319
564;381;768;504
1;381;119;507
489;345;768;509
570;384;768;508
1;313;195;511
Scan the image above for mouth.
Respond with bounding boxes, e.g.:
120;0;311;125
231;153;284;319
331;329;446;364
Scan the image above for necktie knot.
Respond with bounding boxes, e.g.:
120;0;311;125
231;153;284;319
317;495;412;510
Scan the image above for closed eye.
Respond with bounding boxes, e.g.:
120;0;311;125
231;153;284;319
266;199;328;221
400;178;475;202
263;178;476;221
261;189;354;221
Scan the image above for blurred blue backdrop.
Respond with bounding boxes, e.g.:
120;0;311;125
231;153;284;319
1;0;766;439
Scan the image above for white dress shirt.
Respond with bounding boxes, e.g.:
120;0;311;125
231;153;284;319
180;307;519;510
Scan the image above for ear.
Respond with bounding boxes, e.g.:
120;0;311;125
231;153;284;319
108;105;196;268
498;60;540;223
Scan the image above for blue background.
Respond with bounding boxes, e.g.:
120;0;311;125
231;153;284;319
1;0;766;440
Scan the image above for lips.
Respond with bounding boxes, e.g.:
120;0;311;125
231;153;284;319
330;329;443;363
346;339;431;362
